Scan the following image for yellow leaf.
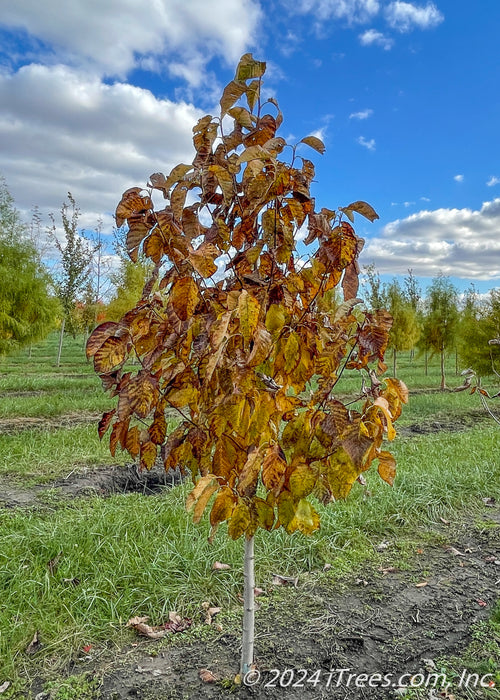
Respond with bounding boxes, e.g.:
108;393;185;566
125;426;140;458
210;487;237;526
254;497;275;530
247;323;272;366
235;53;266;81
287;498;320;535
237;290;260;347
377;451;396;486
284;331;300;374
262;445;287;496
227;501;251;540
208;164;235;205
325;449;359;500
220;80;247;116
186;475;218;515
93;336;128;375
289;463;318;499
140;441;157;471
265;304;286;334
237;448;262;497
166;384;198;409
189;243;219;278
170;277;200;321
237;145;271;164
228;106;255;130
373;397;397;440
192;480;219;524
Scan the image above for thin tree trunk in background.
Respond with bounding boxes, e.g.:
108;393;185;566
393;348;397;377
440;346;446;390
56;317;65;367
455;348;459;375
425;350;428;376
240;535;255;677
28;344;32;359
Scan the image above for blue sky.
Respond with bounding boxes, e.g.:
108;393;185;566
1;0;499;293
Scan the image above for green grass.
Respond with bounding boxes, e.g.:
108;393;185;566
1;333;500;689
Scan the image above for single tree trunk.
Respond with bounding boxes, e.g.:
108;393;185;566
455;348;459;375
440;346;446;390
393;348;397;377
240;535;255;676
28;344;32;359
56;317;65;367
425;350;428;376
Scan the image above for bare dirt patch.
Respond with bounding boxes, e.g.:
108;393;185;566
0;412;100;435
28;508;500;700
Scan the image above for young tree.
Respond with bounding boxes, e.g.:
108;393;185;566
363;263;384;309
458;287;500;377
86;55;407;677
50;193;94;365
385;280;420;376
106;257;154;322
0;178;59;355
421;275;459;389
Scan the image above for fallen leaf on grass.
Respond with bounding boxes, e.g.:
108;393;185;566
127;617;167;640
477;599;487;607
201;602;221;625
482;497;496;507
26;631;41;655
62;577;80;586
82;645;92;654
212;561;231;571
254;587;265;596
378;566;399;574
445;546;465;557
199;668;218;683
415;582;428;588
271;573;298;587
0;682;11;694
375;540;391;551
439;517;450;525
126;613;191;639
485;556;500;565
323;564;332;572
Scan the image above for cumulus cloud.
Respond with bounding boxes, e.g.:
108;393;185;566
487;176;500;187
363;199;500;280
0;64;202;220
1;0;261;82
454;174;464;182
357;135;376;150
349;108;374;119
358;28;394;49
385;1;444;32
293;0;380;24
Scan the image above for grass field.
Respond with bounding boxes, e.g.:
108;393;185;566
1;333;499;697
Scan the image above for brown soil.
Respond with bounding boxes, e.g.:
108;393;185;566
0;412;100;434
26;504;500;700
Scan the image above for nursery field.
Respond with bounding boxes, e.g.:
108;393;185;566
0;334;499;699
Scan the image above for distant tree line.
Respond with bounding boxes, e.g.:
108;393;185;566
363;264;500;388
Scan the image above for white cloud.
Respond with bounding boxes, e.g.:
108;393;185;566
487;176;500;187
0;64;202;221
454;174;464;182
359;28;394;49
0;0;261;83
349;108;374;119
294;0;380;24
420;196;431;201
357;136;376;150
363;199;500;280
385;1;444;32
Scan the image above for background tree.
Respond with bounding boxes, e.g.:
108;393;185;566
403;268;422;362
50;193;94;366
363;263;384;309
105;257;153;321
458;286;500;377
385;280;420;376
0;178;59;355
86;54;407;678
421;275;459;389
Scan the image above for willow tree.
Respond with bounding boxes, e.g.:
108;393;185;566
87;55;407;677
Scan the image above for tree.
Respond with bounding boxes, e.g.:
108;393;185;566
458;287;500;377
86;54;407;678
0;178;59;355
385;280;420;376
50;193;94;366
363;263;385;309
106;257;154;322
421;275;459;389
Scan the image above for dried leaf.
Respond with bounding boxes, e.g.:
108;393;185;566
344;200;379;222
300;135;326;154
445;546;465;557
0;682;11;694
235;53;266;81
47;551;62;575
199;668;218;683
26;631;41;655
212;561;231;571
271;573;298;587
415;581;428;588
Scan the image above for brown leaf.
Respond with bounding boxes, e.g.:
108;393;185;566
343;200;379;222
300;135;325;154
26;631;41;655
220;80;247;116
86;322;121;359
445;546;465;557
98;409;116;440
271;573;298;587
93;336;129;375
415;582;428;588
127;616;167;640
199;668;218;683
170;277;200;321
235;53;266;81
212;561;231;571
439;517;450;525
0;682;11;694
